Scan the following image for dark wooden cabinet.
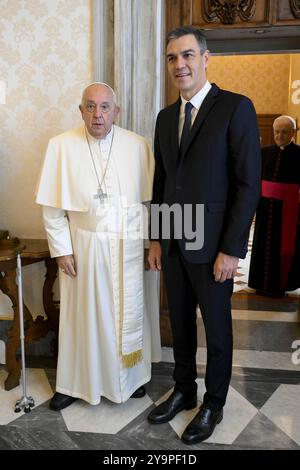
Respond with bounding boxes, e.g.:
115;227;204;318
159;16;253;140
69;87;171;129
275;0;300;25
192;0;300;28
165;0;300;29
192;0;271;28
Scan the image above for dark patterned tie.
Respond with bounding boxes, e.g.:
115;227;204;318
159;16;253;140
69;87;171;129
179;101;193;161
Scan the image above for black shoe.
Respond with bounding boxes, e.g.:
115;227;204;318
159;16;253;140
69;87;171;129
49;392;77;411
148;390;197;424
181;405;223;444
130;386;146;398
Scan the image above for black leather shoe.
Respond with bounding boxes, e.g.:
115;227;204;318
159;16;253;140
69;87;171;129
181;405;223;444
148;390;197;424
49;392;77;411
130;386;146;398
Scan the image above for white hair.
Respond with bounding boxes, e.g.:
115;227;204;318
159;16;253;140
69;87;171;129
81;82;117;105
273;115;297;130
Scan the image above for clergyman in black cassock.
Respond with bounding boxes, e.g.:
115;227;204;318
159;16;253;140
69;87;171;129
249;115;300;296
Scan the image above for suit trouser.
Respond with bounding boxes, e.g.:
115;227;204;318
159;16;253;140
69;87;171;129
162;241;233;410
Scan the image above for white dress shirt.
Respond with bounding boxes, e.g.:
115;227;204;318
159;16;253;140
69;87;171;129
178;80;212;142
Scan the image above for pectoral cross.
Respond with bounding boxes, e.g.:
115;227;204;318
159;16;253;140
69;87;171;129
94;186;107;200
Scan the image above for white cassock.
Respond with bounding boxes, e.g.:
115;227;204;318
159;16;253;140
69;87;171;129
36;124;161;405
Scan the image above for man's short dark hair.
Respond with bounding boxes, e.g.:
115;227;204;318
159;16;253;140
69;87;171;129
166;26;207;52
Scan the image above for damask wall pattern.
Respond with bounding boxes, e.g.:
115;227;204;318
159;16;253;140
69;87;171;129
0;0;92;237
288;54;300;143
208;54;290;115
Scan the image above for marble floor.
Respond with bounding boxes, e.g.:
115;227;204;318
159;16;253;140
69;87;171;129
0;286;299;451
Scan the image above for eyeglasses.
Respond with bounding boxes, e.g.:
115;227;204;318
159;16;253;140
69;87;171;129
84;102;112;114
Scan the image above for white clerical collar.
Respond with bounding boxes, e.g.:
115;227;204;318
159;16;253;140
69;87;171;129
180;81;212;111
280;140;294;150
85;125;114;146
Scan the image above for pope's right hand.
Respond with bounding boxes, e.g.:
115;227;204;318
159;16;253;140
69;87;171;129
56;254;76;277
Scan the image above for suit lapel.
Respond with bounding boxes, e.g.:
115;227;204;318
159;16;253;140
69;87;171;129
168;98;181;166
179;84;219;163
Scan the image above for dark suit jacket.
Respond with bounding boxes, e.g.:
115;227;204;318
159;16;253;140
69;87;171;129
151;83;261;264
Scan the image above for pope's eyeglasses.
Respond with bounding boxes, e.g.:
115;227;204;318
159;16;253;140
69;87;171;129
85;102;112;114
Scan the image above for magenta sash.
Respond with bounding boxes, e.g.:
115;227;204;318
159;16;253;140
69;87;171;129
261;180;299;288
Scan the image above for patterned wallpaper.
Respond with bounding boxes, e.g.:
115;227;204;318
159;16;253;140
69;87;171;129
288;54;300;144
0;0;92;237
208;54;290;115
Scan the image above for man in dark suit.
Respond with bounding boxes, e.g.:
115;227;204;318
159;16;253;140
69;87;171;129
147;26;261;444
